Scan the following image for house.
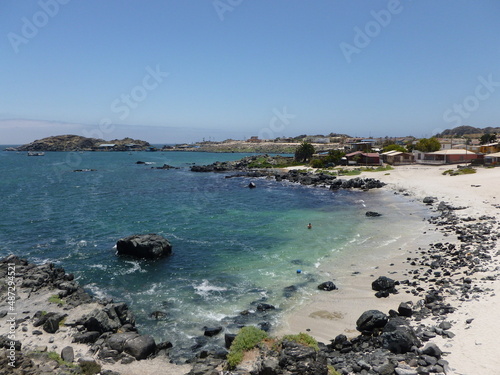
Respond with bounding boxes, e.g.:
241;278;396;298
484;152;500;165
98;143;116;150
414;149;479;165
345;151;380;165
248;136;262;143
311;137;330;144
380;150;415;165
125;143;142;150
347;140;376;152
478;142;500;154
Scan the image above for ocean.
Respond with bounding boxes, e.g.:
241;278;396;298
0;148;430;359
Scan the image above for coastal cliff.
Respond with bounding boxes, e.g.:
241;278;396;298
15;135;150;152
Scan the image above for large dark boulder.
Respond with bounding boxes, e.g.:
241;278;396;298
204;326;223;337
398;302;413;317
41;312;67;334
422;342;442;358
317;281;338;291
356;310;388;334
381;317;421;354
73;331;100;344
279;340;328;375
82;308;121;334
372;276;398;297
124;335;156;360
61;346;74;363
105;332;156;360
116;234;172;259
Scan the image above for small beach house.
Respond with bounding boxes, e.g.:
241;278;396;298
381;150;415;165
484;152;500;166
345;151;380;165
414;149;479;165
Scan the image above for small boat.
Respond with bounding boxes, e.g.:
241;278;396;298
27;151;45;156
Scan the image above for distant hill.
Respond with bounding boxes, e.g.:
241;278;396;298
16;135;150;151
436;126;500;137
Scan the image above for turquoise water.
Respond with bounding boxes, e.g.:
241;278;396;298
0;149;421;357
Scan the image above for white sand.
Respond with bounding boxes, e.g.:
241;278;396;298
278;165;500;375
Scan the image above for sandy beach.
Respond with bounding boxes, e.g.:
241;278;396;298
278;164;500;375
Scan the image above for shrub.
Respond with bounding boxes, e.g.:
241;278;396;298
48;295;65;305
282;332;319;351
328;364;342;375
337;168;361;176
310;159;325;168
442;167;476;176
79;361;102;375
46;352;76;368
227;326;268;368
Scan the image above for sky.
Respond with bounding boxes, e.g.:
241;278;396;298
1;0;499;144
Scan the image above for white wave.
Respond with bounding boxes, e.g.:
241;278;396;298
193;280;227;297
89;264;107;270
86;283;111;300
140;283;160;295
114;260;146;275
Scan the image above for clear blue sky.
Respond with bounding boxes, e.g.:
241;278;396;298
1;0;499;144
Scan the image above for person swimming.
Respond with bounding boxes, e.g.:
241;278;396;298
307;223;312;229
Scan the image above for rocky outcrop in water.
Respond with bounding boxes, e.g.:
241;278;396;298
191;156;386;191
15;135;150;152
116;233;172;259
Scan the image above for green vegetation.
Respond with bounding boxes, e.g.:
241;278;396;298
48;295;65;305
337;169;361;176
282;332;319;351
310;159;325;168
382;143;407;153
308;149;346;168
359;165;393;172
295;141;315;162
414;137;441;152
46;352;76;368
79;361;102;375
227;326;268;368
480;132;497;145
247;156;304;169
328;364;342;375
442;167;476;176
247;156;275;168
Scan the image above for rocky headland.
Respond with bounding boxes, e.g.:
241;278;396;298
12;135;150;152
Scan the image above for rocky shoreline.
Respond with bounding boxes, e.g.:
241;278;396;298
1;167;498;374
191;155;386;191
186;195;499;374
